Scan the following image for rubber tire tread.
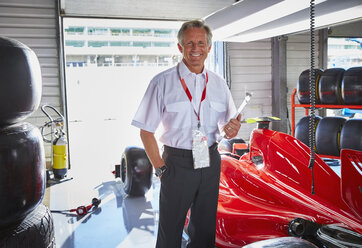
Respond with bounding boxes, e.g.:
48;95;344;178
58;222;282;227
121;146;153;196
319;68;345;105
315;117;346;156
0;37;42;127
341;66;362;105
295;115;322;148
297;69;323;104
340;119;362;151
242;237;318;248
0;122;46;227
0;204;55;248
317;224;362;248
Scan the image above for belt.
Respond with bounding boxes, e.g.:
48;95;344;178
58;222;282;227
163;143;218;157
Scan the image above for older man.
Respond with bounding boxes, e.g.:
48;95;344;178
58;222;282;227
132;20;241;248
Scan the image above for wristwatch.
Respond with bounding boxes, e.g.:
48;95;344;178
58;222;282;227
155;165;167;177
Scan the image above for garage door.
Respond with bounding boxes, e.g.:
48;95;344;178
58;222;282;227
61;0;234;20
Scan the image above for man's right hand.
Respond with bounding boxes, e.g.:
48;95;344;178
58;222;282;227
140;129;165;174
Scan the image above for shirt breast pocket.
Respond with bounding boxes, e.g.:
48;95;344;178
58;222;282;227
209;101;227;126
164;101;191;128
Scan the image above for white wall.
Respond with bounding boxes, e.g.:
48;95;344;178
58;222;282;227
228;32;321;141
228;40;272;141
286;32;320;133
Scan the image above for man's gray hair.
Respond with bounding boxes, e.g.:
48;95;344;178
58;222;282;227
177;20;213;47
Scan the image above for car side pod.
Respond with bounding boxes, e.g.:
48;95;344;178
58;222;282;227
341;149;362;221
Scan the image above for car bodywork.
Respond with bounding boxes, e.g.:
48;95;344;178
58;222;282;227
120;120;362;247
215;124;362;247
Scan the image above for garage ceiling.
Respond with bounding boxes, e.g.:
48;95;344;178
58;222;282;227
61;0;362;42
60;0;235;20
204;0;362;42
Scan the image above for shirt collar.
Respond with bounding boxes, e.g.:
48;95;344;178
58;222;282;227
179;61;207;80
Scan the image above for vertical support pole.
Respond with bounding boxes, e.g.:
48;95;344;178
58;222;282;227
223;42;231;89
272;36;288;132
213;41;226;83
291;88;296;137
56;0;71;169
318;28;328;117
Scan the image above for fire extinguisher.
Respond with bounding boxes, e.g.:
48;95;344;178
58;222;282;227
52;132;68;179
40;104;68;179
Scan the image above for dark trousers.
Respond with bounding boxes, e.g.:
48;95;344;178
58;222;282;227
156;143;221;248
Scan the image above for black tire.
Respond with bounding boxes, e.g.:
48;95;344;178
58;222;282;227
0;123;46;228
242;237;318;248
297;69;323;104
295;115;322;148
341;67;362;105
317;225;362;248
121;146;153;196
340;119;362;151
0;204;55;248
316;117;346;156
319;68;345;105
0;37;42;127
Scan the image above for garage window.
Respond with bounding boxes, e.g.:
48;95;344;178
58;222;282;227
328;38;362;69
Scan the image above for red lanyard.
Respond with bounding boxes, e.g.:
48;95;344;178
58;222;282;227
177;64;208;124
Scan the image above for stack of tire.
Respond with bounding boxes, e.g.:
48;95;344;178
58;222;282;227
296;67;362;157
296;116;362;157
0;37;54;247
297;67;362;105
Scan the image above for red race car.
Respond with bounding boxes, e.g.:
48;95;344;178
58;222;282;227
213;117;362;247
118;117;362;248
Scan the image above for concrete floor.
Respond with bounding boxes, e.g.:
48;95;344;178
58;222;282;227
47;150;343;248
47;118;342;248
49;169;188;248
47;101;192;248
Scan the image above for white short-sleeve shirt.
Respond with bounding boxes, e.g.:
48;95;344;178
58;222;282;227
132;61;237;150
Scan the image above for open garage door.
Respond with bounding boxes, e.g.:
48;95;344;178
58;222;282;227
62;18;185;179
59;0;234;20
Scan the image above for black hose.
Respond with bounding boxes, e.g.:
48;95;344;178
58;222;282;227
308;0;316;195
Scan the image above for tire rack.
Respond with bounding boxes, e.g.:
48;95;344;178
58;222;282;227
290;88;362;159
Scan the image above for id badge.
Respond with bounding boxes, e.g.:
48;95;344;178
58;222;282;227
192;126;210;169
